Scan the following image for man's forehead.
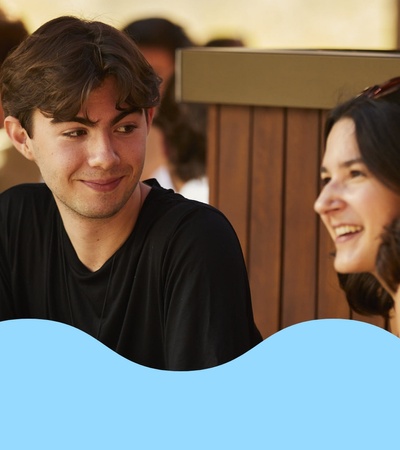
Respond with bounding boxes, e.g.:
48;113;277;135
35;106;143;126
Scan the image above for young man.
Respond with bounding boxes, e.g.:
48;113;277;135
0;16;262;370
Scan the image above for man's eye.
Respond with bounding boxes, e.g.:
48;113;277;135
63;129;86;138
116;124;137;133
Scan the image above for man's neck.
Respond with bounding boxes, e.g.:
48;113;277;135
58;182;150;271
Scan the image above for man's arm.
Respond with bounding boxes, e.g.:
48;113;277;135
161;206;262;370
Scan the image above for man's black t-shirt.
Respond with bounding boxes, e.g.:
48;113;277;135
0;180;262;370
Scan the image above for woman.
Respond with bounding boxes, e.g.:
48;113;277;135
314;76;400;334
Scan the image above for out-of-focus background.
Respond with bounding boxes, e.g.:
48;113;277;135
1;0;398;50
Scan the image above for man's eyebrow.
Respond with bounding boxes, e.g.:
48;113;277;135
50;116;96;126
111;108;142;126
50;108;143;127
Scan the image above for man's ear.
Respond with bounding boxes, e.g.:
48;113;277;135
4;116;35;161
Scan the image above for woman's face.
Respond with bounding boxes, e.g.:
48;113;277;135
314;117;400;275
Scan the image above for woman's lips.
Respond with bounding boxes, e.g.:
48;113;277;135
333;224;363;243
334;225;363;238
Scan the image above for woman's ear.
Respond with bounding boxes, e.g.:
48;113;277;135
4;116;35;161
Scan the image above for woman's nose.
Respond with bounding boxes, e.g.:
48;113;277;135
314;183;344;216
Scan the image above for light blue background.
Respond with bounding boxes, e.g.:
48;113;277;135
0;318;397;449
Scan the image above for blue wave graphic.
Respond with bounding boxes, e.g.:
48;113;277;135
0;318;398;449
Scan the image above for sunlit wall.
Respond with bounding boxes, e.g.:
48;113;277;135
1;0;397;49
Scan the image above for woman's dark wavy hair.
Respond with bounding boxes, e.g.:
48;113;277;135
325;85;400;318
376;218;400;294
0;16;162;137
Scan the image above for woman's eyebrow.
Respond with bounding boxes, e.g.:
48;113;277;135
341;157;364;168
319;157;364;175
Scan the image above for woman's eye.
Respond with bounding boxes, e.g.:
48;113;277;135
350;169;364;178
320;176;331;187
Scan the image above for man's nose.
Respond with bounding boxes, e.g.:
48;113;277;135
87;133;120;169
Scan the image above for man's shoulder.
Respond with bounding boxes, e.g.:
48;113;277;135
140;179;237;247
143;178;223;222
0;183;53;212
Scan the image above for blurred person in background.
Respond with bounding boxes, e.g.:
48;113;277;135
122;17;197;186
153;74;208;203
123;17;194;96
0;10;41;191
205;36;246;47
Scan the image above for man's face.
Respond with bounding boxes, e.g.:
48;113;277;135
22;77;154;220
